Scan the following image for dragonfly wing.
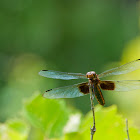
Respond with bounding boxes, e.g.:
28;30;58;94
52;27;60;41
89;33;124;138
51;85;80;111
39;70;87;80
43;82;89;98
100;80;140;91
94;84;105;106
98;59;140;78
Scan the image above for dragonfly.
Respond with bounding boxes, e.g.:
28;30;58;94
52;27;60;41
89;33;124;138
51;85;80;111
39;59;140;106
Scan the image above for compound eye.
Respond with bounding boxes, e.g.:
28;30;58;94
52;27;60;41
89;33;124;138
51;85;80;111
86;71;95;79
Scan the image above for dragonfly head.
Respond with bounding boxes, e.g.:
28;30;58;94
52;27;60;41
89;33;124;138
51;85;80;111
86;71;97;79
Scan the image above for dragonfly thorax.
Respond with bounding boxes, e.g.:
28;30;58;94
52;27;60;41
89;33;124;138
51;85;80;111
86;71;97;79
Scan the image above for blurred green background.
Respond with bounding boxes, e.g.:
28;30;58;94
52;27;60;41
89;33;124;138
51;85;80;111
0;0;140;139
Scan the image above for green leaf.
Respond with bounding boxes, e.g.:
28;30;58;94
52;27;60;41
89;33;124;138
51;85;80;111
23;92;69;138
0;119;29;140
27;127;45;140
78;105;140;140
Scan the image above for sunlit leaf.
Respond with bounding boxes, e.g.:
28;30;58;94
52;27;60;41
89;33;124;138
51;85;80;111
73;105;140;140
0;119;29;140
23;92;69;138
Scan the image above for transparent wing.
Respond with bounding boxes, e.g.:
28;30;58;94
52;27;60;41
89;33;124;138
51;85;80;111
43;82;89;98
98;59;140;78
100;80;140;91
39;70;87;80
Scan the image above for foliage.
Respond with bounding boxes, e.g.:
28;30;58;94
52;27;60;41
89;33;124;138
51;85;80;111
0;119;29;140
0;92;140;140
0;0;140;139
23;93;69;138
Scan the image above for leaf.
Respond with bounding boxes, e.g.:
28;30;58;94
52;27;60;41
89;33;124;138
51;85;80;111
0;119;29;140
23;92;69;138
71;105;140;140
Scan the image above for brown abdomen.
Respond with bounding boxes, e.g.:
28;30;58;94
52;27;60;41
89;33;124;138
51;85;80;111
94;84;105;106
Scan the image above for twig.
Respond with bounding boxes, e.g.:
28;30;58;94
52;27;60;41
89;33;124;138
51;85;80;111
89;87;96;140
126;119;130;140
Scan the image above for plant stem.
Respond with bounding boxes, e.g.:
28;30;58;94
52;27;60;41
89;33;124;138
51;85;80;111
89;86;96;140
126;119;130;140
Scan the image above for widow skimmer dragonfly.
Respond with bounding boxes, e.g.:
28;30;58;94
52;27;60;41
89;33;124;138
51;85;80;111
39;59;140;106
